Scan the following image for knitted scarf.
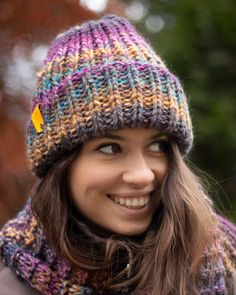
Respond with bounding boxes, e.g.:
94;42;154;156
0;200;235;295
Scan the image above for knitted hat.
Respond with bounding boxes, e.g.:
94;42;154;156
27;14;193;178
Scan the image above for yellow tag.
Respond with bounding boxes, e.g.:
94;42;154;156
31;105;44;132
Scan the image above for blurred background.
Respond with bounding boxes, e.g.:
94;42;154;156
0;0;235;227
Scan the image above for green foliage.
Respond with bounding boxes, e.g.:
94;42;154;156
126;0;236;220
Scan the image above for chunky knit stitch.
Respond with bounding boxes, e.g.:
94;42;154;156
27;15;193;177
0;200;92;295
0;200;235;295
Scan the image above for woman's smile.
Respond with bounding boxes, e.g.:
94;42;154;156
109;193;151;209
107;190;154;209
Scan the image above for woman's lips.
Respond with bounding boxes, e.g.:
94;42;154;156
107;191;153;210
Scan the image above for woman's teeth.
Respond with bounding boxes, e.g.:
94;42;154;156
113;196;150;209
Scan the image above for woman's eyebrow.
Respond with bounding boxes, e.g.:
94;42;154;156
149;132;168;140
93;133;126;141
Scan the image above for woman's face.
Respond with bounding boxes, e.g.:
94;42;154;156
69;128;169;236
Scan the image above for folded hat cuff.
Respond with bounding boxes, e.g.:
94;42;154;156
27;61;193;177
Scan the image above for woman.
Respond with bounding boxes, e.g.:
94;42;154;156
0;15;235;295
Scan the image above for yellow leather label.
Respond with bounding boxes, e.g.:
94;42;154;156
31;105;44;132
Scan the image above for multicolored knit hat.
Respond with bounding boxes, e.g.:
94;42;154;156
27;14;193;177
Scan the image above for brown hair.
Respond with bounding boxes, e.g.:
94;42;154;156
32;142;217;295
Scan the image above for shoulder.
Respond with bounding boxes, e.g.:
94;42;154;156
217;214;236;255
217;214;236;240
0;259;41;295
216;215;236;294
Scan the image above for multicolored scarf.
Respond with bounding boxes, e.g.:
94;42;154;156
0;199;235;294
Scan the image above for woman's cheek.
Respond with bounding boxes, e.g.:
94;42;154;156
76;163;118;192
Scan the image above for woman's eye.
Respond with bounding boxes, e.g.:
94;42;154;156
149;140;169;153
98;144;121;155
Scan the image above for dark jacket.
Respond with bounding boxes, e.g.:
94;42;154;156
0;260;41;295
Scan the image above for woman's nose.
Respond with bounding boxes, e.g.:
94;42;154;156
122;155;155;187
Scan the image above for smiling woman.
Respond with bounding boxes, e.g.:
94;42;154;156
0;15;235;295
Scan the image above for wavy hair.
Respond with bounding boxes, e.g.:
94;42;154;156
32;141;217;295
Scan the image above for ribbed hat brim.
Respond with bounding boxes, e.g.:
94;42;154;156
27;61;193;177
